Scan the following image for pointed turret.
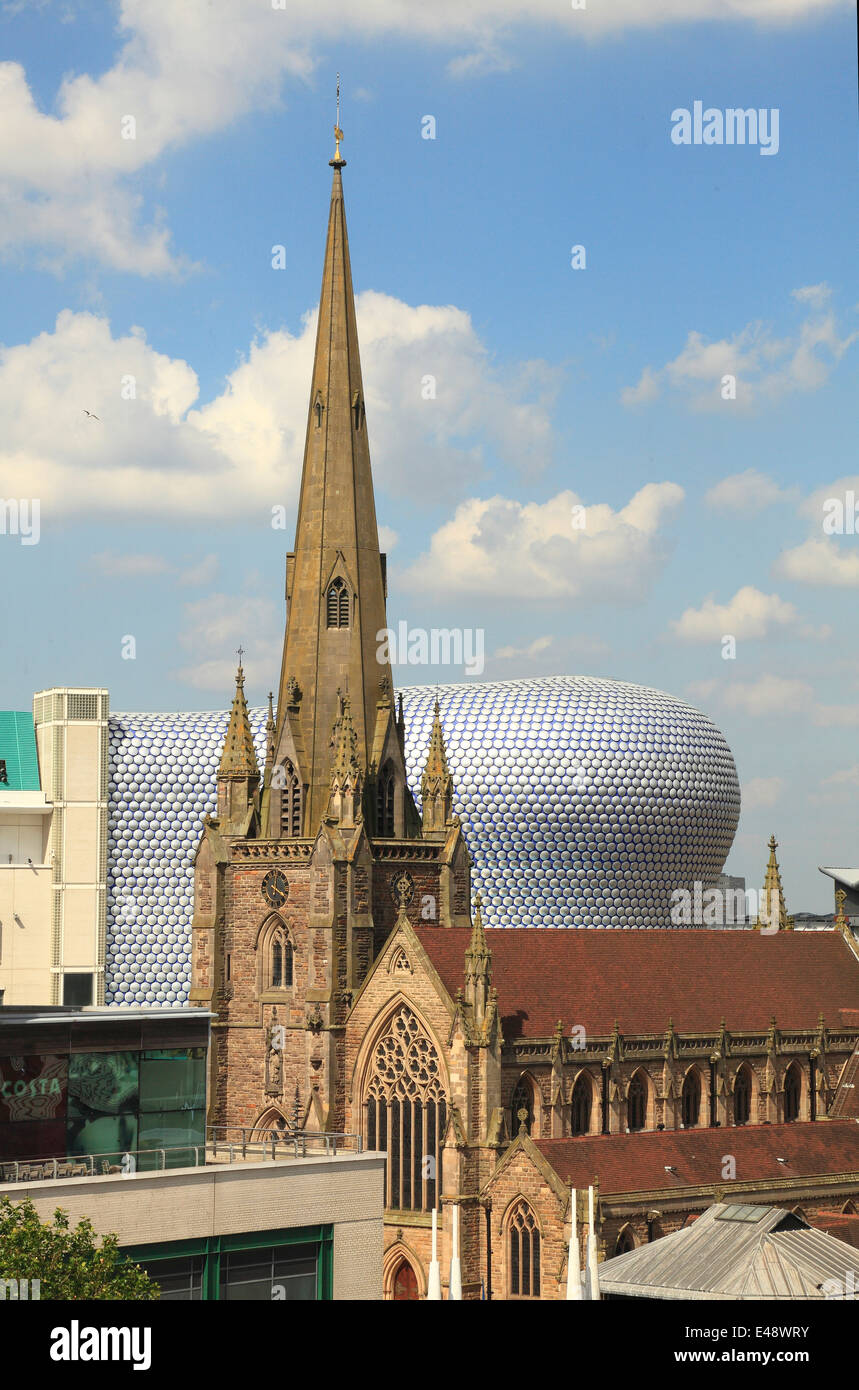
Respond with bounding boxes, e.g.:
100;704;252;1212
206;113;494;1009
464;894;492;1030
327;690;363;828
217;661;260;831
271;138;400;837
421;700;454;837
754;834;794;931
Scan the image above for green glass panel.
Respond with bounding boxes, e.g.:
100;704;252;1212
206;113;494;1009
66;1111;138;1164
137;1109;205;1169
139;1049;206;1113
0;1056;67;1124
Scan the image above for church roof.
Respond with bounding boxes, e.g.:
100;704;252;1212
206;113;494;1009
532;1121;859;1197
413;926;859;1036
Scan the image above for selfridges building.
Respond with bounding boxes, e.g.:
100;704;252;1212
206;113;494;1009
106;673;740;1007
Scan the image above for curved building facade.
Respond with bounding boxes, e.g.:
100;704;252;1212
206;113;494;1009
105;675;739;1007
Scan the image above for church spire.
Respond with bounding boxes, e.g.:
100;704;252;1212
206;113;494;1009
754;834;794;932
219;659;258;778
217;658;260;831
421;700;454;836
271;126;394;835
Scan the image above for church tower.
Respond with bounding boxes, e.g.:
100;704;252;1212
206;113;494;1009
190;124;473;1140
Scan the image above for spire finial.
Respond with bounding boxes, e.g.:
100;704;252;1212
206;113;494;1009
331;73;345;168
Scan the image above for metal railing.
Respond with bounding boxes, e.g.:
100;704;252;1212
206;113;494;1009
0;1129;364;1186
207;1126;363;1162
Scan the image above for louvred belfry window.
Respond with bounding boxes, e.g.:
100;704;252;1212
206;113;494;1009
279;761;302;838
326;578;349;629
365;1007;447;1213
508;1201;541;1298
378;764;395;837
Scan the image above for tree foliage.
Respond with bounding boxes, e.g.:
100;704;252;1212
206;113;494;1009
0;1195;159;1300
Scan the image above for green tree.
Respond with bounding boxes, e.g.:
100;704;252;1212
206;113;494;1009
0;1195;159;1300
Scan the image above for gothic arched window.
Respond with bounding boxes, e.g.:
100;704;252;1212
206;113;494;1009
734;1064;752;1126
627;1071;648;1132
571;1074;592;1136
784;1062;802;1123
326;578;350;629
279;760;302;838
377;763;395;837
508;1201;541;1299
365;1007;447;1212
511;1077;535;1136
615;1226;635;1256
682;1069;701;1128
270;926;293;989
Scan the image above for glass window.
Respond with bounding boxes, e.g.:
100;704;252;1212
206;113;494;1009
220;1243;318;1301
139;1049;206;1113
0;1055;68;1123
138;1110;205;1168
0;1119;67;1162
69;1052;139;1116
66;1111;138;1164
137;1255;204;1301
62;974;94;1007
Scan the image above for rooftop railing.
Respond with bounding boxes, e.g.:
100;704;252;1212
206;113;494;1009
0;1129;364;1186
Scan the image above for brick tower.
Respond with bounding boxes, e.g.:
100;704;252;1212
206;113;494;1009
190;130;472;1138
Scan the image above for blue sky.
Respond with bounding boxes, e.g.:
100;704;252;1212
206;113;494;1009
0;0;856;909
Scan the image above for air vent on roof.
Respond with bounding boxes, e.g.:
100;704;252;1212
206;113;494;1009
67;693;98;721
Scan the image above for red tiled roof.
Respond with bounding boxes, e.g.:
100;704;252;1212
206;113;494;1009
805;1211;859;1249
413;927;859;1037
531;1122;859;1196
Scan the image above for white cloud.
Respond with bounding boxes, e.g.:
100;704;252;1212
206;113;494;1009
402;481;684;600
0;294;553;519
179;553;219;586
705;469;793;515
622;286;857;410
742;776;785;809
670;586;801;642
89;551;171;577
776;537;859;588
493;635;555;660
173;591;280;692
722;674;814;716
0;0;845;271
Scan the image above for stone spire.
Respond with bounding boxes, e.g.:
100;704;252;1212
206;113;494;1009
271;139;394;835
217;660;260;830
219;662;258;777
464;894;492;1030
421;700;454;836
754;834;794;932
327;690;363;828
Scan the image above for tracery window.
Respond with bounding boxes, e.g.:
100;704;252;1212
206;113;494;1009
365;1007;446;1212
270;926;293;989
681;1069;701;1128
570;1074;592;1136
279;760;302;838
511;1077;535;1136
784;1063;801;1123
627;1071;647;1132
377;763;395;837
508;1201;541;1298
733;1064;752;1126
326;578;350;629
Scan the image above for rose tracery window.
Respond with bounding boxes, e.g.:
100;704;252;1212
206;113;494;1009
364;1007;447;1212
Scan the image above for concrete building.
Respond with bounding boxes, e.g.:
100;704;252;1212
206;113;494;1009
0;689;108;1007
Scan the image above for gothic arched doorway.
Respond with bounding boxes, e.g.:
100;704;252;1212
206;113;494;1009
392;1259;419;1301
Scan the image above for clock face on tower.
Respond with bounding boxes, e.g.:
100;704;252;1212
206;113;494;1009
261;868;289;909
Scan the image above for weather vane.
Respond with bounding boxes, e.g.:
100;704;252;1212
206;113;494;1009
237;645;244;667
332;72;344;165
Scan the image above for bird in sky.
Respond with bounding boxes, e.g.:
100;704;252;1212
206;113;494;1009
83;409;100;420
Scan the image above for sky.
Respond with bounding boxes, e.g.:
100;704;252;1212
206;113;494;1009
0;0;856;910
